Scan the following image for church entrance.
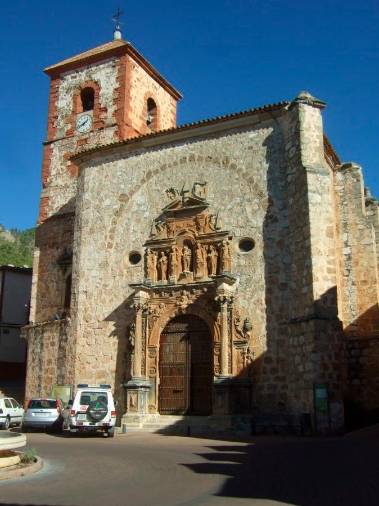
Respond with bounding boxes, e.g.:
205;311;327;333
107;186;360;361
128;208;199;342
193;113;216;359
159;315;213;415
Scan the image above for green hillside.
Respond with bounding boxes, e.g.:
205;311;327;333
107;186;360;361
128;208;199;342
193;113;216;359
0;225;35;268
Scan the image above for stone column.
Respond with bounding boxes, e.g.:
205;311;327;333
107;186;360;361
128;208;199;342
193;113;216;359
124;289;151;422
217;294;231;376
130;289;149;378
214;278;236;415
215;277;237;377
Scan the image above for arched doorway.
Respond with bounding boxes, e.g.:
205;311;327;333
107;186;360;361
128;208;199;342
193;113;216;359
159;314;213;415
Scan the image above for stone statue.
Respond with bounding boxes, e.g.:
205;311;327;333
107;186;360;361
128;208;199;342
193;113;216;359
207;245;218;276
182;245;192;272
157;251;168;281
169;245;181;278
145;248;157;281
194;243;206;278
220;240;232;273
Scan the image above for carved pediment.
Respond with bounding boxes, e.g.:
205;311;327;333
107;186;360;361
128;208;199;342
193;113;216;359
162;195;208;214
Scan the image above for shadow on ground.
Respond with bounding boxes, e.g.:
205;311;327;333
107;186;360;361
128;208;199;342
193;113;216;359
182;433;379;506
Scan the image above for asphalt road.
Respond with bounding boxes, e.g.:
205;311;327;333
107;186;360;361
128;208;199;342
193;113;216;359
0;430;378;506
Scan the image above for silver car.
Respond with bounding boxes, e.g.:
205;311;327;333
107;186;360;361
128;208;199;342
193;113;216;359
22;398;63;431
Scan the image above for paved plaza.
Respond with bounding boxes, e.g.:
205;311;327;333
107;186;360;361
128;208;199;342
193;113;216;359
0;429;378;506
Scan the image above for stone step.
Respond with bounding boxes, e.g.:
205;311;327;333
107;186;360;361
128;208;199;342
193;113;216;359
119;414;253;436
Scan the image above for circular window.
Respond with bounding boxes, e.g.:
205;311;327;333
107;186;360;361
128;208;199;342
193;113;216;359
238;238;255;253
129;251;142;265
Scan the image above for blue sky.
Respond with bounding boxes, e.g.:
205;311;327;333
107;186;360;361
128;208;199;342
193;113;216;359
0;0;378;230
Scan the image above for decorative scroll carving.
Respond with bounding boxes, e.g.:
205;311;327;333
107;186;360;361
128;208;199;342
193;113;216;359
128;323;136;350
154;220;166;238
192;182;207;199
166;187;180;201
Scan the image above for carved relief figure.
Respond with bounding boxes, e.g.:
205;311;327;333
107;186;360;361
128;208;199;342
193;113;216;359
194;243;206;278
207;245;218;276
220;240;232;273
207;213;219;231
182;245;192;272
166;221;175;238
154;220;166;238
195;214;206;234
145;248;157;281
157;251;168;281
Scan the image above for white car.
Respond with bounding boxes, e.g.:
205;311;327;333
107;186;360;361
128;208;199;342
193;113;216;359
0;396;24;430
62;384;116;437
22;398;64;431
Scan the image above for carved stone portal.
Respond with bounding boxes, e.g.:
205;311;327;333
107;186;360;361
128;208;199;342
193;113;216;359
124;183;254;417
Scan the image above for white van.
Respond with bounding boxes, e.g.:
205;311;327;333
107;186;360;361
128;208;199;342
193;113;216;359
62;384;116;437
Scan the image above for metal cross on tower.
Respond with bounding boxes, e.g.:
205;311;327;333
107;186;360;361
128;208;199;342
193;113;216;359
112;7;124;39
112;7;123;29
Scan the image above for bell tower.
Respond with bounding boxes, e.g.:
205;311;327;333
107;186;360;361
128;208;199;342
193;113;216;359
40;29;182;223
30;30;181;324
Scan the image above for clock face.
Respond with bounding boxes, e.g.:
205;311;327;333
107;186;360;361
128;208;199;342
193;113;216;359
76;113;93;133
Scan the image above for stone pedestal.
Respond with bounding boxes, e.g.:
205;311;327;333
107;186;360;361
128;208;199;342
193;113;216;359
213;376;232;414
213;376;252;415
124;377;151;415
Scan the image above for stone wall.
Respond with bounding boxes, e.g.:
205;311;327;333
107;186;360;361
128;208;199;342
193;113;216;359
334;162;379;419
23;320;73;400
272;94;345;432
126;54;177;135
30;214;74;323
334;163;379;337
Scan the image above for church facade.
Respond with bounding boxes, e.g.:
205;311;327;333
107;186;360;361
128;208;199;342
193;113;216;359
23;34;379;433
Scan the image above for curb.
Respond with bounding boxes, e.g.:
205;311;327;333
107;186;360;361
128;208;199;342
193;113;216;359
0;456;43;481
0;431;27;451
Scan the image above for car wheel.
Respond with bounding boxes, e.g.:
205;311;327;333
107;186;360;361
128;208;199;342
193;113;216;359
107;428;115;438
21;424;28;433
4;416;10;430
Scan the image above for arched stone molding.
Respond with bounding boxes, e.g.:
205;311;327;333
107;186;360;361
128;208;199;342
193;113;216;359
104;150;268;251
148;302;220;348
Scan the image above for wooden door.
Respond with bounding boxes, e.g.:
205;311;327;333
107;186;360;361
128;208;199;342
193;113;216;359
159;315;212;415
159;321;188;414
189;321;213;415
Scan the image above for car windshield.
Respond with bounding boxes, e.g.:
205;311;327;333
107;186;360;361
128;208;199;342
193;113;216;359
29;400;57;409
79;392;108;406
